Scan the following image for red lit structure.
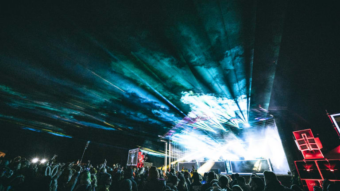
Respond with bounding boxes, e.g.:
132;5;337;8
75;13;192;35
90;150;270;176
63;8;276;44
293;129;340;191
137;151;145;168
293;129;324;159
327;112;340;138
127;148;147;168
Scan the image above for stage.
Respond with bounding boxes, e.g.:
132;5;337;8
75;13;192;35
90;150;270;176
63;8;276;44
162;118;291;175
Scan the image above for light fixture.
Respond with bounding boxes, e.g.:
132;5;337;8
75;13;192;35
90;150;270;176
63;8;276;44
31;158;39;163
40;159;47;164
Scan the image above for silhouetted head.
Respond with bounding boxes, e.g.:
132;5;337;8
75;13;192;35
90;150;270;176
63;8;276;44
193;172;200;183
184;171;190;179
120;179;132;191
148;166;159;180
219;175;229;188
263;171;277;185
98;172;112;186
170;175;178;186
208;171;215;183
250;177;264;191
124;167;133;179
327;182;340;191
237;177;246;186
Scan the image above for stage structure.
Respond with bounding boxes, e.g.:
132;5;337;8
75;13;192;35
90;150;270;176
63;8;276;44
127;148;139;166
293;129;340;191
126;148;147;168
165;119;290;175
161;93;290;175
328;112;340;138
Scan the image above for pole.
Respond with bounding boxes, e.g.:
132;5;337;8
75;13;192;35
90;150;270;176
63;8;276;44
165;141;168;172
80;141;90;164
161;140;167;173
169;140;172;171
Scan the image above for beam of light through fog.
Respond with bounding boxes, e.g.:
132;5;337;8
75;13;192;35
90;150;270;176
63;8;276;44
172;92;249;133
169;93;290;174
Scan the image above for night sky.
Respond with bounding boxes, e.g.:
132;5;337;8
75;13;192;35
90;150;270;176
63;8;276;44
0;0;339;163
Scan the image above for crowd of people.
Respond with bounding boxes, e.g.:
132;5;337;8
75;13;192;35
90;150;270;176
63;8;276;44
0;155;339;191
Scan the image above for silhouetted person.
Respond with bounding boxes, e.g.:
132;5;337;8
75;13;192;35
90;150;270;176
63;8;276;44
74;171;93;191
123;168;138;191
120;179;133;191
165;175;178;191
201;172;216;191
232;185;243;191
290;184;303;191
327;182;340;191
237;177;250;191
230;174;239;187
190;172;202;191
322;180;331;191
249;177;264;191
263;171;291;191
219;175;231;191
58;168;81;191
183;171;191;191
177;172;188;191
97;173;112;191
143;166;165;191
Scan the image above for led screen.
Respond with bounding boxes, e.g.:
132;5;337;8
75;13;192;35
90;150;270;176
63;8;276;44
230;159;271;174
317;160;340;180
198;162;227;173
295;161;322;180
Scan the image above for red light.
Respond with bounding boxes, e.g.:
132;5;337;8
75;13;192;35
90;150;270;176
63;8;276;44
304;164;313;172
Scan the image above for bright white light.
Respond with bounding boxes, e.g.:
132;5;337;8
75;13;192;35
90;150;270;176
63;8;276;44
244;123;251;128
170;120;290;174
167;93;290;174
177;92;249;132
197;160;215;176
40;159;47;164
31;158;39;163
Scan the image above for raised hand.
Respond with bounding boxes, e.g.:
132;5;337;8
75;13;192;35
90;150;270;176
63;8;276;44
51;155;58;160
